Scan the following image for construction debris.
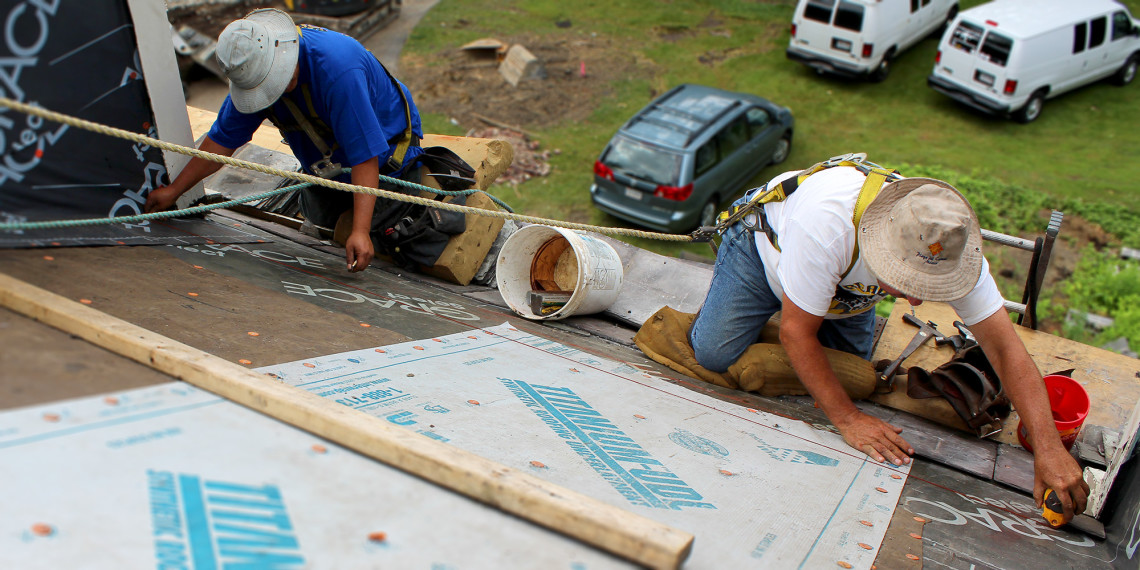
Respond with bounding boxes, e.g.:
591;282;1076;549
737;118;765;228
499;44;546;86
466;127;555;186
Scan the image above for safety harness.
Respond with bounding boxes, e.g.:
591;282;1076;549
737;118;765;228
700;152;901;278
265;25;418;178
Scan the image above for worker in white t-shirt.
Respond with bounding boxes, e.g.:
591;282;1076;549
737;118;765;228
689;159;1088;523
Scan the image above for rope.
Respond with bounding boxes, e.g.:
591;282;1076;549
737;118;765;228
0;97;695;242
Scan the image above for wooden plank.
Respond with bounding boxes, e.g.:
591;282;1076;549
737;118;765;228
872;299;1140;445
993;444;1036;494
0;272;694;570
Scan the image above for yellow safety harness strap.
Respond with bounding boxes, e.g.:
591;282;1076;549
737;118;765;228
713;154;899;278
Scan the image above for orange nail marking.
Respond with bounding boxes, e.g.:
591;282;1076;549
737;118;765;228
104;397;119;406
413;346;424;350
467;335;478;339
238;359;252;365
890;474;902;479
467;400;480;405
858;543;872;550
875;487;888;493
368;531;387;542
193;265;204;269
634;414;646;419
50;242;61;246
859;520;873;527
909;532;922;540
719;469;734;476
31;523;53;536
375;349;386;353
79;299;92;305
116;241;126;245
360;323;371;328
303;363;316;368
187;292;199;297
312;444;328;454
746;408;758;414
837;562;853;569
913;516;927;523
906;554;920;561
247;331;259;337
42;255;54;261
43;413;60;422
530;461;546;468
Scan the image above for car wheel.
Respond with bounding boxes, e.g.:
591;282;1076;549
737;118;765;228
771;135;791;165
870;49;894;83
1112;55;1138;86
1013;90;1046;123
697;197;719;229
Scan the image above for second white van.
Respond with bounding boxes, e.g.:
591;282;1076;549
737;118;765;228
787;0;960;81
928;0;1140;123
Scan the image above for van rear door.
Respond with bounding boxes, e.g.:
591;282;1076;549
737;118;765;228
939;20;1015;102
794;0;868;65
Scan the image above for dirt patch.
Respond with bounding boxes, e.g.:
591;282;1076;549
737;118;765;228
400;31;648;131
169;1;285;39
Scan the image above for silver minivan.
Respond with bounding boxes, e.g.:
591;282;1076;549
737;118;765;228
589;85;794;233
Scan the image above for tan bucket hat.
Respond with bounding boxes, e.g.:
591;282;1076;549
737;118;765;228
215;8;300;113
857;178;983;302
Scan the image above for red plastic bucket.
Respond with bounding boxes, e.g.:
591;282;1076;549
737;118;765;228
1017;374;1090;453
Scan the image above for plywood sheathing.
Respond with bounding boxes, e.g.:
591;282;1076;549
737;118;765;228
0;307;171;409
0;247;408;368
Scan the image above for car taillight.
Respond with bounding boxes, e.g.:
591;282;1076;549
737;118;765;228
791;23;797;37
862;43;873;58
593;161;614;181
654;183;693;202
1003;80;1017;95
935;50;941;64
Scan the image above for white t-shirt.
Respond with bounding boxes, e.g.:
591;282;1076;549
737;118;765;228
750;167;1004;325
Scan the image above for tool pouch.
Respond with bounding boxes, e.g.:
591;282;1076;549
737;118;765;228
905;345;1012;438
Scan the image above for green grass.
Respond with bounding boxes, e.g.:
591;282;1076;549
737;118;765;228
408;0;1140;263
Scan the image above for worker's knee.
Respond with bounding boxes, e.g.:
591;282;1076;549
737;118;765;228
690;329;734;373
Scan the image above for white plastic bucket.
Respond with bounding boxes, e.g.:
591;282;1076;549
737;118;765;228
496;225;624;320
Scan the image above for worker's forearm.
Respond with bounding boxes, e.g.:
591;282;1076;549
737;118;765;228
168;137;232;195
971;310;1062;453
781;323;860;423
350;157;381;234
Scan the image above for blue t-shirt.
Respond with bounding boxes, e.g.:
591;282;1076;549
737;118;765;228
208;26;423;180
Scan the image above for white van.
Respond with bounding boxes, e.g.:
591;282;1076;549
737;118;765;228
787;0;960;81
928;0;1140;123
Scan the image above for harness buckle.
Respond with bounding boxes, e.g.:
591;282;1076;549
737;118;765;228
311;158;344;179
823;152;867;167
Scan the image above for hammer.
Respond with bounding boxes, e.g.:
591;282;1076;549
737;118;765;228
877;314;954;391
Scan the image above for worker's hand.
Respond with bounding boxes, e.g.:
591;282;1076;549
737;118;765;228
344;229;373;272
834;411;914;466
145;185;182;213
1033;446;1089;523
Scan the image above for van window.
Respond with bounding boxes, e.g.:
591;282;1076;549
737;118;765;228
910;0;919;13
1113;11;1133;41
834;1;865;31
1090;16;1107;48
603;136;681;186
695;141;718;176
980;33;1013;67
746;108;772;135
804;0;835;23
1074;22;1087;54
950;22;984;53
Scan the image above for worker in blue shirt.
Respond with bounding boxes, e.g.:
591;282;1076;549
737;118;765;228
146;8;424;273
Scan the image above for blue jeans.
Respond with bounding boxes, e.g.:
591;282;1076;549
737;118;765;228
689;199;875;373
